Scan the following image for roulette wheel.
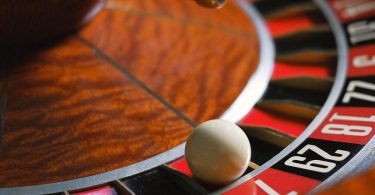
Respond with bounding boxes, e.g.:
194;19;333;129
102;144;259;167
1;0;375;194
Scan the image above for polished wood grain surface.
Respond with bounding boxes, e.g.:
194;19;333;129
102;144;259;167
80;0;259;122
0;0;259;187
0;37;192;187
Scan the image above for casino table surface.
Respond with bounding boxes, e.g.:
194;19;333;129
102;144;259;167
0;0;375;194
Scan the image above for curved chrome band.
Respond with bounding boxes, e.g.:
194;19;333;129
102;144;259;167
220;0;275;122
311;0;375;192
214;0;349;193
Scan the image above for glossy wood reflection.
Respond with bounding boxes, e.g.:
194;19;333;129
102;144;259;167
0;37;191;187
80;0;259;123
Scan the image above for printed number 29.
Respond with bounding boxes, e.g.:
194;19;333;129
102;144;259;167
284;145;350;173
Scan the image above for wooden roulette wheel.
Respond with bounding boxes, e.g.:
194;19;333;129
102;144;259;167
0;0;375;194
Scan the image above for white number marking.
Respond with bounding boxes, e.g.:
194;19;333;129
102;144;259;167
343;80;375;103
255;180;279;195
353;54;375;68
255;179;297;195
342;2;375;18
348;20;375;44
285;145;350;173
297;145;350;161
322;124;371;136
330;113;375;123
322;113;375;136
285;157;336;173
